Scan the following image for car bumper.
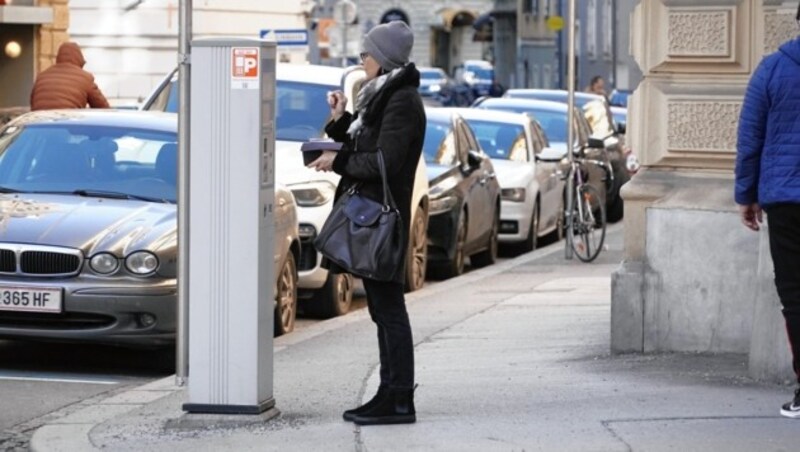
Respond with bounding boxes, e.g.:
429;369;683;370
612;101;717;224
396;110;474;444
0;277;177;346
426;209;458;264
498;200;532;242
294;199;336;290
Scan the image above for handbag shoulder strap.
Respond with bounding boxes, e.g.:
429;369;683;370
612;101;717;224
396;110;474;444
376;149;394;209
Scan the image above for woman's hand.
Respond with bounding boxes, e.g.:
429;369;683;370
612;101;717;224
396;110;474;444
328;90;348;121
307;151;337;172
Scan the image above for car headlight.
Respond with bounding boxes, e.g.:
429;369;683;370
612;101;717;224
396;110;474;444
288;181;336;207
90;253;119;274
429;84;441;93
125;251;159;275
501;188;526;202
429;195;458;215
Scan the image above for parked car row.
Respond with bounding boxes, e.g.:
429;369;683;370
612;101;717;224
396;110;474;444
0;62;633;348
488;89;638;222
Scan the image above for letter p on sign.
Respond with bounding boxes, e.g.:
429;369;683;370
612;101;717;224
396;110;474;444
232;47;259;78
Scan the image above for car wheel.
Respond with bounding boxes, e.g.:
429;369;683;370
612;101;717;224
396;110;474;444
405;205;428;292
545;195;566;245
274;253;298;336
471;210;499;268
304;272;353;319
429;210;467;280
606;192;624;223
518;200;539;253
606;162;629;223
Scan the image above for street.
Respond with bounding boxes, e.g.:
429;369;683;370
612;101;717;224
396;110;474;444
0;339;172;450
0;248;511;450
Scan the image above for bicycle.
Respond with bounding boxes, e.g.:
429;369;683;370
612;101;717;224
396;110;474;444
556;138;610;262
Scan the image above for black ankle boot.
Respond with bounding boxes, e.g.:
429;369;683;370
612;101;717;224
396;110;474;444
343;385;389;422
351;387;416;425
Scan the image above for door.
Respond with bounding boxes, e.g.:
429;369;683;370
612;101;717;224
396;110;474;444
457;120;494;249
530;120;561;231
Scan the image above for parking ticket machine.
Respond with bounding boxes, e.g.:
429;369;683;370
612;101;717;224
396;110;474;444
184;38;277;415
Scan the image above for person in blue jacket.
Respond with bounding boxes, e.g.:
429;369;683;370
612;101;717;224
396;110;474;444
735;4;800;420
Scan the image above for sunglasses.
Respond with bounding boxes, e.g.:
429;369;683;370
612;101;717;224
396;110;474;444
359;52;370;62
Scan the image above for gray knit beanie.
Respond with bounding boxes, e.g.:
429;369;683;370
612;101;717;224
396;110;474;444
362;21;414;71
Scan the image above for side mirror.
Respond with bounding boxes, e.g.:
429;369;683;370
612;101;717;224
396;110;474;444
467;150;484;168
615;121;626;135
536;147;567;162
587;137;605;149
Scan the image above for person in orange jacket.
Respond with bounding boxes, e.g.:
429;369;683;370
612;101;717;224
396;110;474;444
30;42;110;111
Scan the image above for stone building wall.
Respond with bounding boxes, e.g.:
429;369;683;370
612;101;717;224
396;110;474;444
611;0;798;383
36;0;70;73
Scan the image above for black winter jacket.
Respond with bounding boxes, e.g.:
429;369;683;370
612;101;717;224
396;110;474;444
324;64;426;284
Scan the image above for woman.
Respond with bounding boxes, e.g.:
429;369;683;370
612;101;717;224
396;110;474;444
307;20;425;426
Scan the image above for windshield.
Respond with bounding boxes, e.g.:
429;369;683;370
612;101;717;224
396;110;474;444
149;79;336;142
479;104;568;143
421;70;445;80
276;81;337;141
467;68;493;80
464;120;527;162
422;119;458;166
0;124;177;202
507;91;598;108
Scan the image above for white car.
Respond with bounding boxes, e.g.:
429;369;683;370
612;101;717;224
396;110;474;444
447;108;565;252
142;64;430;317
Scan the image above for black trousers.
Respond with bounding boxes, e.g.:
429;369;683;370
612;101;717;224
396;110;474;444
766;203;800;385
362;278;414;389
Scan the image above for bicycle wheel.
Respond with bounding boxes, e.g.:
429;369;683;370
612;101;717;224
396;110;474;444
568;184;606;262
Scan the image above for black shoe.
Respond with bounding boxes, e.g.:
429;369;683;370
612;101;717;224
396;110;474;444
343;385;388;422
780;388;800;419
352;386;416;426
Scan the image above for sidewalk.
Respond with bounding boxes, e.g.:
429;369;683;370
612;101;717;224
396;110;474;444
31;225;797;451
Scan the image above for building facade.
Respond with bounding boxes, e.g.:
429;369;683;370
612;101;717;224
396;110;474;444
69;0;310;105
345;0;493;76
611;0;798;383
0;0;63;119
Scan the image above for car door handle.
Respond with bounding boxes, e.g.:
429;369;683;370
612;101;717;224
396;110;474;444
479;172;495;185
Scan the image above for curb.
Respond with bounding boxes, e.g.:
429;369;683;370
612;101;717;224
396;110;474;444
29;225;620;452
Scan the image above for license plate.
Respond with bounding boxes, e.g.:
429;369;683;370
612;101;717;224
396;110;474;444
0;286;63;313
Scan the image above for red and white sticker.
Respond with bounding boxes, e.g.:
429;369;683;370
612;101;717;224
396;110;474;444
231;47;259;89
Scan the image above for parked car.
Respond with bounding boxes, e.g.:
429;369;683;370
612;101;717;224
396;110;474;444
445;108;565;252
0;110;301;345
504;88;625;138
454;60;495;98
423;108;501;279
474;97;629;221
143;64;431;301
503;89;605;109
609;89;631;108
418;67;474;107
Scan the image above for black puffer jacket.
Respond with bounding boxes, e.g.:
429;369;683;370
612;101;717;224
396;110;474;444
325;64;426;283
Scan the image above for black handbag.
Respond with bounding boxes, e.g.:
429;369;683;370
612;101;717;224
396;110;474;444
313;150;404;282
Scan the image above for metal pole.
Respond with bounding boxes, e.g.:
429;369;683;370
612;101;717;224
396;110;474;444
176;0;191;386
565;0;576;260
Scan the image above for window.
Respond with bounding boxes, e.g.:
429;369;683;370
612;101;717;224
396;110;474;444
465;120;528;162
586;0;596;58
275;81;338;142
0;125;178;202
422;120;458;166
530;120;549;154
602;0;613;57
